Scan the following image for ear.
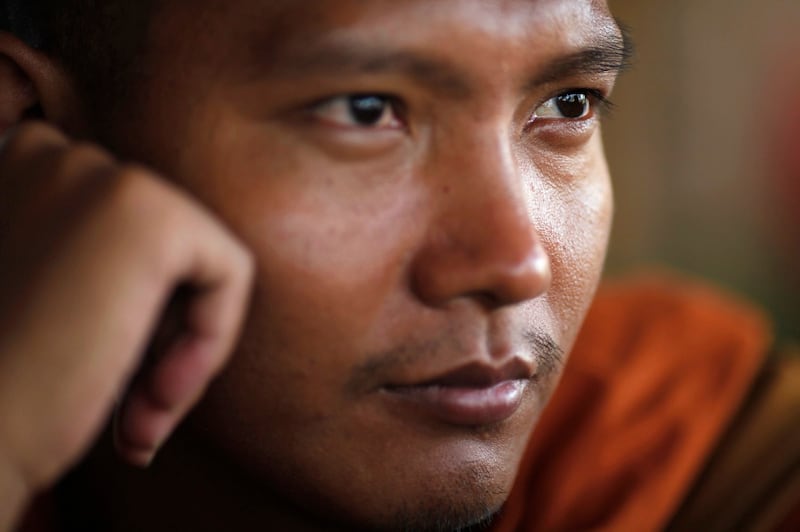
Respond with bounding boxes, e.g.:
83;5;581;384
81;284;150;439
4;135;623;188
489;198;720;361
0;31;87;137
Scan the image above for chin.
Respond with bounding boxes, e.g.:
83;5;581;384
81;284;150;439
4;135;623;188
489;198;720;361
322;456;512;532
382;499;503;532
331;398;540;530
288;420;531;531
190;352;550;531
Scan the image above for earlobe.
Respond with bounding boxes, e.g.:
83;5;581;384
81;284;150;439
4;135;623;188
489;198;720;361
0;31;85;137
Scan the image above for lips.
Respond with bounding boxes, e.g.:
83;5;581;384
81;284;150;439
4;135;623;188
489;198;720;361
382;360;534;427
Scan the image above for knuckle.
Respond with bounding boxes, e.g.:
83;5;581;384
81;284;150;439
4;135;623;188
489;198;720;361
218;234;256;297
104;167;162;220
67;141;113;165
8;121;56;143
0;122;65;161
233;240;256;280
95;169;185;277
51;142;115;182
103;166;185;243
116;162;159;182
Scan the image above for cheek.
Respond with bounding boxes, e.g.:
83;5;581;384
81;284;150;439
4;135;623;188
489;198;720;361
227;176;423;340
178;127;432;392
530;135;613;346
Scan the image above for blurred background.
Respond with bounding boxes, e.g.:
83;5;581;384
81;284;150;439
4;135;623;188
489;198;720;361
605;0;799;342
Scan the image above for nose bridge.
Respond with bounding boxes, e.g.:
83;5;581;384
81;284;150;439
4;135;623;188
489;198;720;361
451;132;531;254
411;127;551;308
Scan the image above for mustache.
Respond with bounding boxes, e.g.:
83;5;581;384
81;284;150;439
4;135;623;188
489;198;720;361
348;329;565;393
524;331;565;381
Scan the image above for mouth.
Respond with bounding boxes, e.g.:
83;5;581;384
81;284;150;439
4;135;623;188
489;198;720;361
381;360;534;427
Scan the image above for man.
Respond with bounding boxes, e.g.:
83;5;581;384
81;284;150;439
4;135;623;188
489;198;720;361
0;1;796;531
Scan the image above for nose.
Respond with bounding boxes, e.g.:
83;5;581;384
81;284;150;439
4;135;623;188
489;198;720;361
410;135;551;309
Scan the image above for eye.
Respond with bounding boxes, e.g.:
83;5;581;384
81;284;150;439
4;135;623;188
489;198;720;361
311;94;404;129
533;90;602;121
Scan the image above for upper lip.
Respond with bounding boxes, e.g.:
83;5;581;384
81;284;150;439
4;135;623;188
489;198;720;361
386;357;535;389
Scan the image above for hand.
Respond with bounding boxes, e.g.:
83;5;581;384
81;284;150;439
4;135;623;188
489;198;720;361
0;123;253;528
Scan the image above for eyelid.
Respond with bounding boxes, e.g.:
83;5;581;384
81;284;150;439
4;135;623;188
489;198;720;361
308;94;406;130
529;88;615;125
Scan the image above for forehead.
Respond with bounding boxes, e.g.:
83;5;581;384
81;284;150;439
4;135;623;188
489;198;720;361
156;0;619;64
241;0;613;38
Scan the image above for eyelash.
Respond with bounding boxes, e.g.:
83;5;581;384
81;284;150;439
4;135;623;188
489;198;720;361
572;88;614;115
309;94;406;130
534;89;613;121
307;88;613;131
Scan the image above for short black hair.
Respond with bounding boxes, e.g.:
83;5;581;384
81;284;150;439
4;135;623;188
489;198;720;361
1;0;154;120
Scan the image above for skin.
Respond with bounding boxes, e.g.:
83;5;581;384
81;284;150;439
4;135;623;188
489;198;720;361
0;122;254;530
0;0;624;530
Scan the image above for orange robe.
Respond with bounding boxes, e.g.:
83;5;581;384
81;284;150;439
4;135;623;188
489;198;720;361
492;274;775;531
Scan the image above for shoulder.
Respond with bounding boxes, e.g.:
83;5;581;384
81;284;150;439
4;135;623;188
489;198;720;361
494;272;775;532
574;272;771;379
668;345;800;531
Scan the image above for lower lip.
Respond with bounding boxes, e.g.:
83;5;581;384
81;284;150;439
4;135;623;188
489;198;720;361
384;380;528;427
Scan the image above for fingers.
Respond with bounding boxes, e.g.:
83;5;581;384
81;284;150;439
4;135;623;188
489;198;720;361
0;121;68;162
67;164;257;467
0;122;115;265
0;122;254;487
115;222;254;466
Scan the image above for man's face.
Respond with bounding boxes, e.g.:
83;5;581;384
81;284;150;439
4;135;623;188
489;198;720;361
98;0;622;528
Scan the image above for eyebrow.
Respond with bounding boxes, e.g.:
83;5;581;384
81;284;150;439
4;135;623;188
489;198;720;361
262;43;476;98
260;24;634;99
526;24;635;89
